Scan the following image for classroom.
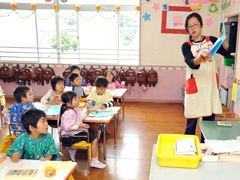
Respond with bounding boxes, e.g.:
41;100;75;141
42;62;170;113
0;0;240;179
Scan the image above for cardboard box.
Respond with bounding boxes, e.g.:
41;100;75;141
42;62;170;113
215;112;235;119
0;153;7;164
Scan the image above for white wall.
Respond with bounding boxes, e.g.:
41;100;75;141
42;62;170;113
140;0;221;66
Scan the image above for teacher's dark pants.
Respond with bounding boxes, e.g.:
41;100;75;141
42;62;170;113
184;114;215;143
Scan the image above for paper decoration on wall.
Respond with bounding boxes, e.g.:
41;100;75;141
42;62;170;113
45;0;52;2
161;6;191;34
0;10;139;21
236;85;240;106
143;12;151;21
205;18;213;26
190;4;202;13
191;0;208;2
231;0;235;6
208;0;220;15
173;16;184;26
232;82;238;102
183;0;191;6
60;0;68;2
222;0;231;9
152;3;160;11
162;4;169;11
145;0;152;2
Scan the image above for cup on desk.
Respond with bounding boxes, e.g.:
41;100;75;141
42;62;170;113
44;166;56;177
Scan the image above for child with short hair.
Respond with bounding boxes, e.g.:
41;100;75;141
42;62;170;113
86;76;114;110
65;65;87;87
8;86;35;136
58;91;106;168
7;109;59;162
41;75;65;105
69;73;87;101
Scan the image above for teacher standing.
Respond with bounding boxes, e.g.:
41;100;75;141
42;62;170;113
181;13;232;142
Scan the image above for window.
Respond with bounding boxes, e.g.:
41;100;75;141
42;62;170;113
0;1;140;65
0;10;38;62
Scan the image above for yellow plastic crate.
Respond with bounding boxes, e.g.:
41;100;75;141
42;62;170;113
155;134;202;168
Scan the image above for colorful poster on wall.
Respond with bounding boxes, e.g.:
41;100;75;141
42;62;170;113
236;85;240;105
222;0;232;9
161;6;191;34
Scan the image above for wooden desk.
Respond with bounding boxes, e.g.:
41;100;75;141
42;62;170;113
149;144;240;180
0;158;77;180
65;86;127;118
84;107;121;161
33;103;121;162
199;121;240;140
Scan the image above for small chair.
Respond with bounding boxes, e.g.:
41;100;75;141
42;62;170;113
9;122;26;144
58;130;92;175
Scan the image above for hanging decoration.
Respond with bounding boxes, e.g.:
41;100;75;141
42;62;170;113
53;4;59;13
96;5;101;13
136;5;140;11
75;5;81;11
116;5;121;14
60;0;68;2
0;5;140;21
11;3;17;10
31;4;37;11
45;0;52;2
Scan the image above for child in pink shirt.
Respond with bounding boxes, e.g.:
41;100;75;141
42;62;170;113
58;91;106;168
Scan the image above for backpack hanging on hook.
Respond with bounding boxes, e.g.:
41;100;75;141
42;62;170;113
33;65;44;86
124;67;136;86
62;66;71;80
43;65;55;84
0;64;13;83
88;66;95;86
80;65;88;84
118;66;125;83
147;67;158;87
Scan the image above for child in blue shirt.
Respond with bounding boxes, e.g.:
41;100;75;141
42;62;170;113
65;65;87;87
8;86;36;136
69;73;87;101
7;109;59;161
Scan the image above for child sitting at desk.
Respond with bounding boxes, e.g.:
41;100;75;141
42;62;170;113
86;76;114;136
105;70;123;90
65;65;87;87
41;75;65;105
8;86;36;136
105;70;123;104
7;109;59;162
58;91;106;168
69;73;87;101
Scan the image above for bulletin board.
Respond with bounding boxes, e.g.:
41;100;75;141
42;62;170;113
161;6;192;34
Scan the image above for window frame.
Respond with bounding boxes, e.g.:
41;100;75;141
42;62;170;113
0;1;140;65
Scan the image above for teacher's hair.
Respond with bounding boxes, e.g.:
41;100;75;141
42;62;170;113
185;13;203;39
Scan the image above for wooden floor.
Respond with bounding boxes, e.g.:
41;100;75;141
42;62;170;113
0;100;202;180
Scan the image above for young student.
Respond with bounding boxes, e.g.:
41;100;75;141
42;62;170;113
7;109;59;162
69;73;87;101
86;76;114;110
41;75;65;105
58;91;106;168
105;70;123;90
86;76;114;136
105;70;123;104
65;65;87;87
8;86;35;136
